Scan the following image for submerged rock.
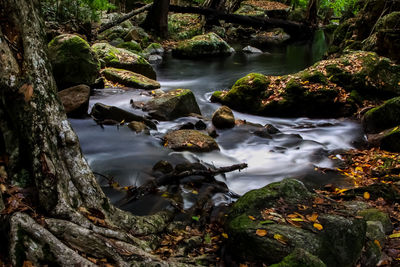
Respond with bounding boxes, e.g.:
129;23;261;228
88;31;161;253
226;179;366;266
143;89;201;120
243;45;263;53
48;34;100;90
163;130;219;152
91;103;156;129
101;68;160;89
58;84;90;117
172;33;234;59
92;42;156;79
212;106;235;129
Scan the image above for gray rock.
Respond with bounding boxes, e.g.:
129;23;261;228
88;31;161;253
143;89;201;121
243;45;263;53
127;121;150;134
58;84;90;117
147;55;163;64
152;160;173;174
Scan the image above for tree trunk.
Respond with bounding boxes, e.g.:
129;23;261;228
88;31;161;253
141;0;170;38
0;0;179;265
306;0;319;25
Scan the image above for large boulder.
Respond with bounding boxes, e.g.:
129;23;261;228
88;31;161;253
91;42;156;80
97;23;132;42
172;33;234;58
212;51;400;118
226;179;366;266
212;106;235;129
143;89;201;120
58;84;90;117
48;34;100;90
362;97;400;133
90;103;156;129
101;68;160;89
163;130;219;152
123;26;150;47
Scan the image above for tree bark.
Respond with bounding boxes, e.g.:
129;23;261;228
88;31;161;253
306;0;319;25
0;0;177;265
141;0;170;38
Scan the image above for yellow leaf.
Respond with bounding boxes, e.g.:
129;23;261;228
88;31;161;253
192;190;198;195
273;234;288;244
164;141;168;147
363;192;370;200
355;166;363;172
389;233;400;238
374;239;381;249
291;218;304;222
313;223;323;231
111;182;119;189
161;193;169;197
221;233;229;239
0;184;6;193
307;213;319;222
248;215;256;221
256;229;267;237
186;143;193;147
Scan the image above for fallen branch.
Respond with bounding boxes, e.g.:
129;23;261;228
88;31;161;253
169;5;312;38
98;4;153;33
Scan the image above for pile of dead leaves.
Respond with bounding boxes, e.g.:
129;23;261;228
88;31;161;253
242;0;289;10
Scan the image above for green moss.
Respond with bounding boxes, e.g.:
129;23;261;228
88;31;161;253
285;79;305;96
271;248;326;267
300;71;328;85
363;97;400;133
168;14;203;40
117;41;142;53
358;208;392;233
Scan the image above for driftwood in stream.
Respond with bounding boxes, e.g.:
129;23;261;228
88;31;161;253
169;5;312;37
98;3;153;33
116;163;248;206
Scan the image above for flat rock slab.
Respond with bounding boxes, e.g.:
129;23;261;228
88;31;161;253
163;130;219;152
102;68;160;89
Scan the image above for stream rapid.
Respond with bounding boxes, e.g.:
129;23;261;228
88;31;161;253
70;32;364;215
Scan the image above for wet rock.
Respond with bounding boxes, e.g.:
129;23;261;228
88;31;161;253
48;34;100;90
360;240;382;267
91;103;156;129
58;84;90;117
143;43;164;56
226;179;366;266
212;106;235;129
362;97;400;133
127;121;150;134
147;55;163;64
92;42;156;79
101;68;160;89
271;248;326;267
172;33;234;59
366;221;385;244
143;89;201;121
97;22;132;41
195;120;207;130
152;160;173;174
367;126;400;152
254;124;281;138
251;29;291;46
92;76;105;89
178;122;195;130
163;130;219;152
207;126;218;138
243;45;262;53
116;41;142;53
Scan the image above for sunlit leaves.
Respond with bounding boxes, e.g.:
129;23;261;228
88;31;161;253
313;223;323;231
255;229;267;237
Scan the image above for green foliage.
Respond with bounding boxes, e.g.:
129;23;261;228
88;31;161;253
320;0;359;16
40;0;114;23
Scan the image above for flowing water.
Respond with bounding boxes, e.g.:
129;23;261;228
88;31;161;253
70;32;364;214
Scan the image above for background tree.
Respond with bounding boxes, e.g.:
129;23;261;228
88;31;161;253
141;0;170;38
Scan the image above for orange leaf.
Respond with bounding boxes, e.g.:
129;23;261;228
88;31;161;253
19;84;34;102
374;239;381;249
307;213;319;222
22;261;34;267
313;223;323;231
248;215;256;221
363;192;370;200
256;229;267;237
221;233;229;239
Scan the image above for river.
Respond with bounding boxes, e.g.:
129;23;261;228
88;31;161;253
70;32;364;215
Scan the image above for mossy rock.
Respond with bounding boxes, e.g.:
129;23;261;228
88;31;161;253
48;34;100;90
143;43;164;55
226;179;366;266
163;130;219;152
212;73;270;113
97;25;131;42
143;89;201;120
92;42;156;80
212;105;235;129
116;41;142;53
168;13;203;40
101;68;160;89
235;4;266;17
358;208;392;234
124;26;150;47
362;97;400;133
271;248;326;267
300;71;328;85
172;33;234;59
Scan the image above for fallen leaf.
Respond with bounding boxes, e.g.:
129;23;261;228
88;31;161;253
389;233;400;238
192;216;200;221
307;213;319;222
19;84;33;102
248;215;256;221
363;191;370;200
221;233;228;239
260;220;274;224
22;261;34;267
291;218;305;222
256;229;267;237
273;234;288;244
313;223;323;231
0;184;6;193
374;239;381;249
